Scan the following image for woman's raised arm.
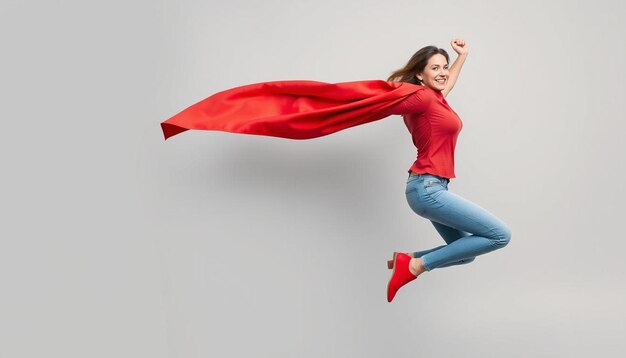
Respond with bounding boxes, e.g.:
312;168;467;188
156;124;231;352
442;38;469;98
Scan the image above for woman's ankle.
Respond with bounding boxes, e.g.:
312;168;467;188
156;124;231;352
409;258;425;276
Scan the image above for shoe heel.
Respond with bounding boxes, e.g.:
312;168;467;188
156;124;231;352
386;252;400;269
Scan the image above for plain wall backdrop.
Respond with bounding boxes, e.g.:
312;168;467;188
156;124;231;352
1;0;625;357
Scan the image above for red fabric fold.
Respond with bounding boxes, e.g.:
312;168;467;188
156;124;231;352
161;80;421;140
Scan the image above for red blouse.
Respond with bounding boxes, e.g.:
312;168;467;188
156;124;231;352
381;85;463;179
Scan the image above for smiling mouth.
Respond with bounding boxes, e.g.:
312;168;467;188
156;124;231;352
435;78;446;84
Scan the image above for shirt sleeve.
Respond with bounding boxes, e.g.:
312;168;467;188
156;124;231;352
379;86;430;116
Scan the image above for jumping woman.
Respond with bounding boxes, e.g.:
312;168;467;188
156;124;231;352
383;39;512;302
161;38;512;303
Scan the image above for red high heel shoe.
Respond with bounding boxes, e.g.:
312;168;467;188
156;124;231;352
387;253;417;302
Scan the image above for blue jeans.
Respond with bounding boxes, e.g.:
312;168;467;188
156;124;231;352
405;173;511;271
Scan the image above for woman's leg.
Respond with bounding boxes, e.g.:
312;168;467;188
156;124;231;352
405;174;511;272
419;192;510;271
412;222;475;268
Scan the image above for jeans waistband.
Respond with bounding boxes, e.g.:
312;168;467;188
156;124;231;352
409;172;450;183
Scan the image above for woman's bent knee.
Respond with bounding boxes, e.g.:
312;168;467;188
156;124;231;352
495;224;512;247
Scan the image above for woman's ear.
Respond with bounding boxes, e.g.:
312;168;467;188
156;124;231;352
415;74;423;81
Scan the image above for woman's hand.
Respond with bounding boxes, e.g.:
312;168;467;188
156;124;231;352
450;38;468;55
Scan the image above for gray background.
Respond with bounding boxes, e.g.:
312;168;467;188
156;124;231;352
1;0;625;357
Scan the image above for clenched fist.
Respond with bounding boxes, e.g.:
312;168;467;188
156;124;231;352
450;38;468;55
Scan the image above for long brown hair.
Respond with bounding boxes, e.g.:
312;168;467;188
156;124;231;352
387;46;450;85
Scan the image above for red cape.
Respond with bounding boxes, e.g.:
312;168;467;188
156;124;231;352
161;80;421;140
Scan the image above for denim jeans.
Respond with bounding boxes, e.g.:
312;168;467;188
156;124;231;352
405;173;511;271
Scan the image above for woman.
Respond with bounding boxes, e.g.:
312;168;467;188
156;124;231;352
160;38;511;303
383;39;512;302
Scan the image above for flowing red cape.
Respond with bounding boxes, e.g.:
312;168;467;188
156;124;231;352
161;80;421;140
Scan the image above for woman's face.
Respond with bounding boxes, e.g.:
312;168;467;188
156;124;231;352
416;54;449;92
